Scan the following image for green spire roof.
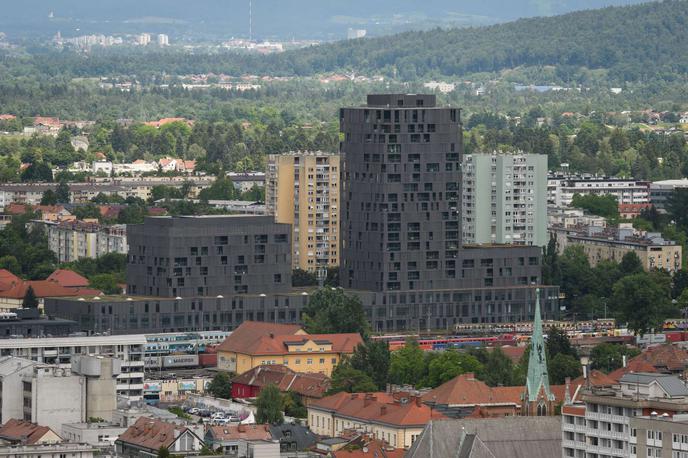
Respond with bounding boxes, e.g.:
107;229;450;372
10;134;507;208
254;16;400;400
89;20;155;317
524;288;554;402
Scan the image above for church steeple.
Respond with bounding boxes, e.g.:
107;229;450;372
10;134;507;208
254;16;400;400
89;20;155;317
523;288;554;406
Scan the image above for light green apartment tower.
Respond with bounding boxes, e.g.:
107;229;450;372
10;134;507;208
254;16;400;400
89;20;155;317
462;152;548;246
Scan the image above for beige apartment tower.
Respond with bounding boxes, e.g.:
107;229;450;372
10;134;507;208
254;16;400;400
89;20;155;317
266;151;340;272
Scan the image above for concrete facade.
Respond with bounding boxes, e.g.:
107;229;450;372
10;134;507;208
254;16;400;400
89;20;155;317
42;220;127;263
126;215;292;297
462;152;548;246
266;151;340;272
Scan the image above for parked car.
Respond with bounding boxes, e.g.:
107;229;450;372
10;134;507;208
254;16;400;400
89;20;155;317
188;407;200;415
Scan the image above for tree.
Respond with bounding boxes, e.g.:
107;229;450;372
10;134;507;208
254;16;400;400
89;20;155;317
20;162;53;182
590;343;640;373
667;188;688;229
480;347;516;387
328;362;377;394
349;339;391;390
424;350;483;388
549;353;582;384
55;181;70;203
570;193;619;219
542;235;562;285
282;391;307;418
40;189;57;205
389;338;426;386
302;288;369;336
198;176;238;201
292;269;317;287
207;372;232;399
89;273;121;295
619;251;644;276
0;255;21;274
609;273;674;335
546;326;578;359
157;447;170;458
256;384;284;424
22;286;38;308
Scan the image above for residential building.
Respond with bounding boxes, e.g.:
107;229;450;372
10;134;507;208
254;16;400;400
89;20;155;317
115;417;204;457
126;215;292;297
0;419;62;445
203;424;272;455
339;94;558;326
41;220;127;263
629;413;688;458
227;172;266;193
0;356;119;432
61;422;126;449
0;335;145;400
561;372;688;458
0;269;101;311
406;416;562;458
216;321;361;376
547;173;650;207
462;152;547;246
231;364;330;405
266;151;340;272
0;442;96;458
346;28;367;39
551;224;682;272
308;391;446;449
619;203;652;219
650;179;688;211
157;34;169;46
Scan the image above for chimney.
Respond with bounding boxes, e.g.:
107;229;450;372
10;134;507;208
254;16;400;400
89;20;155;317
364;394;373;407
380;406;387;416
238;424;246;432
415;396;422;407
269;333;274;339
623;355;627;368
386;383;391;394
564;377;571;404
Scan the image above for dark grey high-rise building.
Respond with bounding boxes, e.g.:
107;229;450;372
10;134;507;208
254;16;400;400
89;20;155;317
126;215;292;297
340;94;462;291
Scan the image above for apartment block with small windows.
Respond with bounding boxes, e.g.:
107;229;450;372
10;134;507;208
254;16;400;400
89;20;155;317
266;151;340;272
462;152;548;246
126;215;292;297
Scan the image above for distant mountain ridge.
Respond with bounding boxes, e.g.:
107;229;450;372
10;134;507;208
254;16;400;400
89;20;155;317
239;0;686;82
0;0;653;40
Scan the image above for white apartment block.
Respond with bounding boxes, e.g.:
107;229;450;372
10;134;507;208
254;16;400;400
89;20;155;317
548;173;650;207
0;335;146;401
562;373;688;458
463;152;548;246
43;220;127;263
650;179;688;212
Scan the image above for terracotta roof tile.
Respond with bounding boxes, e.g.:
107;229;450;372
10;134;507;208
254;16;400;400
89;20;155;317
571;370;616;387
634;344;688;372
608;359;658;382
117;417;194;451
207;424;271;442
332;439;404;458
0;419;59;445
311;392;445;427
46;269;89;288
216;321;303;354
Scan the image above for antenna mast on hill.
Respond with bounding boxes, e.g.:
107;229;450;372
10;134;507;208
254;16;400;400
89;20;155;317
249;0;253;41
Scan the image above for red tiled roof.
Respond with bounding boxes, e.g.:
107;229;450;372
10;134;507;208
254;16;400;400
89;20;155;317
0;115;16;121
571;370;616;388
562;405;586;416
233;364;330;399
0;278;100;299
422;373;569;407
0;270;21;289
117;417;195;451
206;424;271;442
332;439;404;458
311;392;445;427
144;118;193;128
634;345;688;372
489;345;526;364
33;116;60;128
216;321;303;354
46;269;90;288
608;359;658;382
0;419;59;445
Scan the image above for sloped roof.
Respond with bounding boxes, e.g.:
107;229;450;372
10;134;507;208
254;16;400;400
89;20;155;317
0;279;99;299
232;364;330;399
608;358;658;382
33;116;60;128
331;438;404;458
0;419;60;445
46;269;89;288
218;321;362;356
0;270;21;290
619;372;688;397
207;424;271;442
406;417;562;458
310;392;446;427
116;417;197;452
634;344;688;372
571;370;616;387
